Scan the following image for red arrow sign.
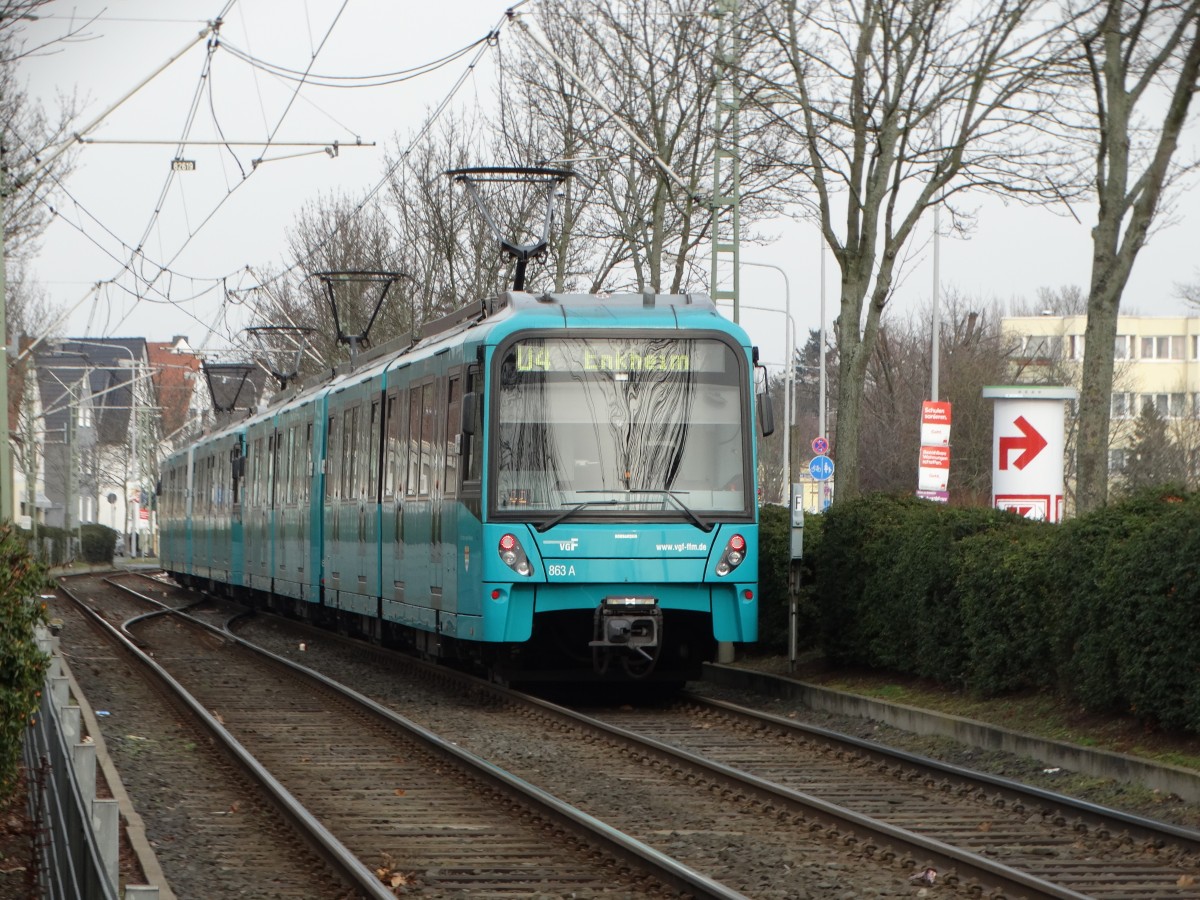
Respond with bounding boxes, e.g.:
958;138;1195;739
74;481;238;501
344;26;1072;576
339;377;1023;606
999;415;1047;470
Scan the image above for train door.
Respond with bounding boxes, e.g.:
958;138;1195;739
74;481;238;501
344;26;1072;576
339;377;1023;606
322;408;340;602
362;390;383;607
184;446;195;576
440;371;463;628
381;383;409;625
403;377;438;632
302;413;319;604
229;433;246;589
456;360;485;624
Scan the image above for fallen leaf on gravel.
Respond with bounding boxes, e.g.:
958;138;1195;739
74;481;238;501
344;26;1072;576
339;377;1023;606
1180;875;1197;888
394;789;406;797
977;821;992;832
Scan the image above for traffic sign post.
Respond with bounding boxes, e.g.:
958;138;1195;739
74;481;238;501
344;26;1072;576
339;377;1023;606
808;455;834;481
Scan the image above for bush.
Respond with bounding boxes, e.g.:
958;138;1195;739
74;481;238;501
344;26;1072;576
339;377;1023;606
0;524;51;803
80;524;119;565
957;522;1057;696
813;494;1014;682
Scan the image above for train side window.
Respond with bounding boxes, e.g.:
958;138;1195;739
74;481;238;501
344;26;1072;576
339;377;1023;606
368;398;382;501
445;373;462;498
284;425;296;505
383;390;399;498
303;422;313;504
230;446;242;508
406;385;423;498
270;433;280;507
327;415;339;500
342;405;359;500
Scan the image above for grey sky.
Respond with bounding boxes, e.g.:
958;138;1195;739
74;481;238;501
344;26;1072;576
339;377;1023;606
17;0;1200;372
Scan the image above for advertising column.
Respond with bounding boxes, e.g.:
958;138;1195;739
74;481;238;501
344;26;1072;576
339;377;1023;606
983;386;1077;523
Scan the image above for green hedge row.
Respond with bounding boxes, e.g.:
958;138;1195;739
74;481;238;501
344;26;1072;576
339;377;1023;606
757;488;1200;734
0;525;50;803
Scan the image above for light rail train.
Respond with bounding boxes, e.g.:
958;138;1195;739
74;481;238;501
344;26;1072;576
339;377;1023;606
158;289;772;683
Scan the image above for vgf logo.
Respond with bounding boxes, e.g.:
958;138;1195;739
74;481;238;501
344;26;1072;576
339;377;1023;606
546;537;579;551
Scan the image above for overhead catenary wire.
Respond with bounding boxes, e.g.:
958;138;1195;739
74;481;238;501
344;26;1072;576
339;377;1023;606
16;2;521;357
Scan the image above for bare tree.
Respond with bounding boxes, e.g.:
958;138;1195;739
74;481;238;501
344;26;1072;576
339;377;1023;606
503;0;786;294
746;0;1082;501
1073;0;1200;512
2;1;81;259
856;294;1009;500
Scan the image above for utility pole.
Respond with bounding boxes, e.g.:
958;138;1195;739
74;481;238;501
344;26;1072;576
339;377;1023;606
710;0;741;323
1;145;12;523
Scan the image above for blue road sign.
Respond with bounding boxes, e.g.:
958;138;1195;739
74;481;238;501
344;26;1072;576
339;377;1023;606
808;456;835;481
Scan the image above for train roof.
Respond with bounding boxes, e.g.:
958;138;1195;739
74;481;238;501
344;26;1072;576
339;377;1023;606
170;291;749;457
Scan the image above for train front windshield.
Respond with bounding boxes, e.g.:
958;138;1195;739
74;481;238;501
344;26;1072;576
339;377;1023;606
493;335;750;519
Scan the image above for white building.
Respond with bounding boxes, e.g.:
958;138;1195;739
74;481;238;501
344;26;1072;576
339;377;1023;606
1003;314;1200;474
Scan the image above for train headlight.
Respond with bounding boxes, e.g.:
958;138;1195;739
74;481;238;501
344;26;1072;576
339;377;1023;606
715;533;747;577
498;533;533;576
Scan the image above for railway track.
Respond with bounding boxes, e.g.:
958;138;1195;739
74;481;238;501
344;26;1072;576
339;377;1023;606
74;571;1200;898
56;573;737;899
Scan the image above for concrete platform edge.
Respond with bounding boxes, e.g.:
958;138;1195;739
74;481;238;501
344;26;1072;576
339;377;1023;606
59;649;177;899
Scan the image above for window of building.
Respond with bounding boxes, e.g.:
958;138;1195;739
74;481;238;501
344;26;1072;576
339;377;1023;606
1113;335;1132;359
1140;392;1186;418
1139;335;1186;359
1108;448;1128;472
1022;334;1062;359
1069;334;1085;359
1111;392;1132;418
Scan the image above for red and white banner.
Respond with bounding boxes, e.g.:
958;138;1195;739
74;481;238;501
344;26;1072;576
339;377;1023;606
918;444;950;492
920;401;952;445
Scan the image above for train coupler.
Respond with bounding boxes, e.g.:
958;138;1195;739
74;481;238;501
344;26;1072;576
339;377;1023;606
590;597;661;663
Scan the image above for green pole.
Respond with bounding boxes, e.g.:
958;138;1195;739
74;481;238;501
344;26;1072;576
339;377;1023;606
0;146;12;524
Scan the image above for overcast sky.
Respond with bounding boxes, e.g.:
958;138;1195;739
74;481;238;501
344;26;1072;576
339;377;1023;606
15;0;1200;374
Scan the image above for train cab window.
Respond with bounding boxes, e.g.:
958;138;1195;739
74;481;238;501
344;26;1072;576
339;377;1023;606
494;336;749;516
445;374;462;498
463;369;484;489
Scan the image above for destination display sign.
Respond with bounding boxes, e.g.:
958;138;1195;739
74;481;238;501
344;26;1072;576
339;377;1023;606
510;338;731;375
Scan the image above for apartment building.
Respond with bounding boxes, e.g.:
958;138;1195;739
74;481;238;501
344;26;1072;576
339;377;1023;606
1003;314;1200;472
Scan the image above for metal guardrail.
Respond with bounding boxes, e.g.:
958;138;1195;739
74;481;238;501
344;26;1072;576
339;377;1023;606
22;624;159;900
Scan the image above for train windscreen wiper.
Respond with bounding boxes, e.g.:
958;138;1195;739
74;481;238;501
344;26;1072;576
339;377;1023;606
534;498;620;532
626;489;715;533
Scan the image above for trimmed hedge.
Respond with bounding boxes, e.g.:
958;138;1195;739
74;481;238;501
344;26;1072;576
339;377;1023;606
0;524;50;803
765;488;1200;734
80;523;119;565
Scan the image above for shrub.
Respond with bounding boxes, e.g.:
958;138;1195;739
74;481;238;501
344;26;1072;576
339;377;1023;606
957;522;1057;696
0;524;51;803
80;523;119;565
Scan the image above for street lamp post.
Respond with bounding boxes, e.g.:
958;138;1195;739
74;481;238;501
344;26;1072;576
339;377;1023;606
741;262;793;504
